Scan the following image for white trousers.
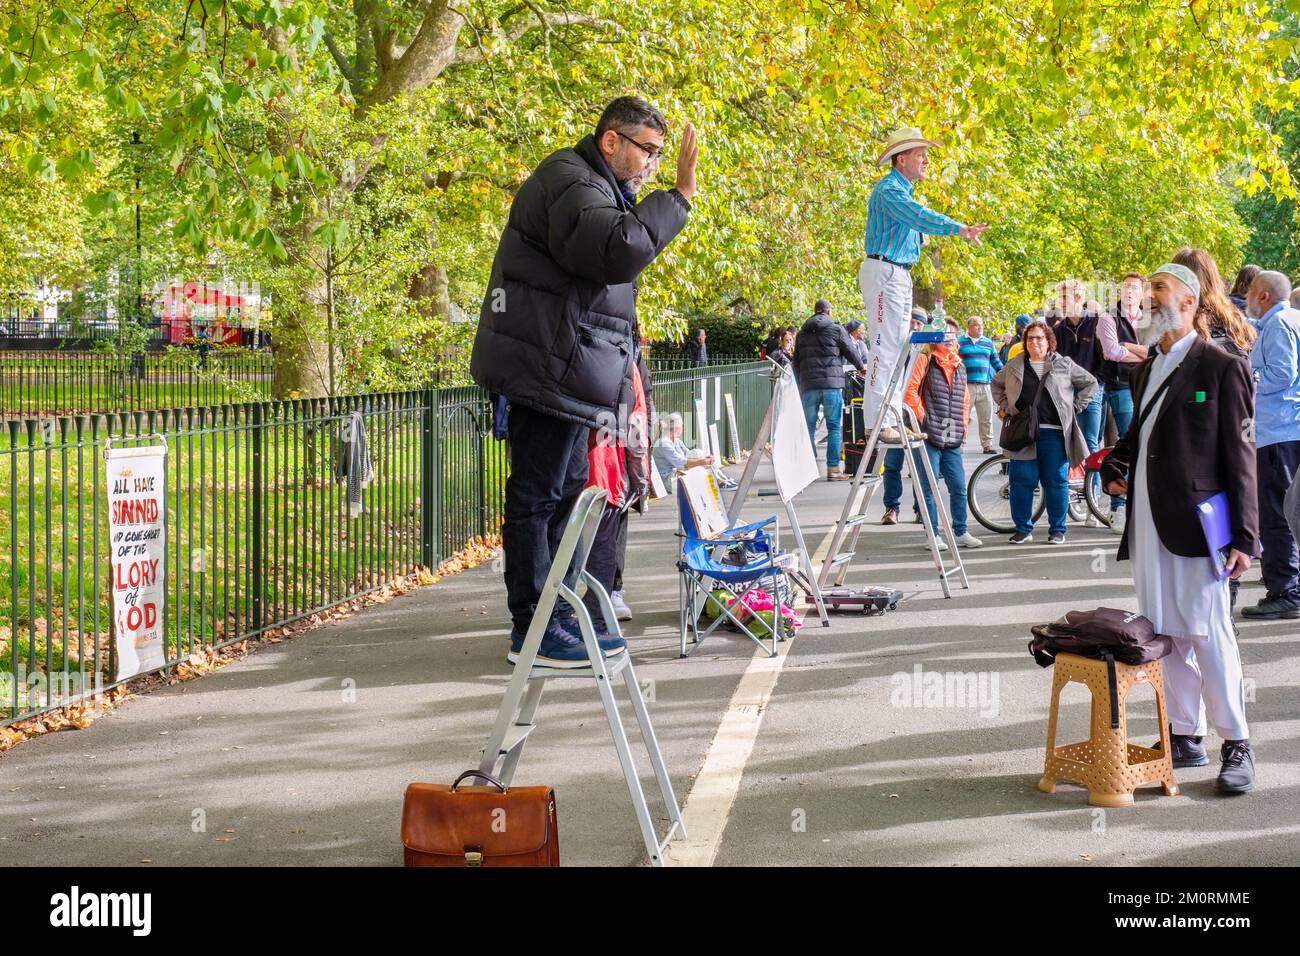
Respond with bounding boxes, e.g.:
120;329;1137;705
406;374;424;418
859;257;914;428
1162;590;1250;740
1132;442;1249;741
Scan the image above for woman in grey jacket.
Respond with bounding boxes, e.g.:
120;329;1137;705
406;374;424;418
991;320;1098;544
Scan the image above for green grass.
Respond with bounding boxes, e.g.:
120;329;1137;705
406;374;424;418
1;369;272;418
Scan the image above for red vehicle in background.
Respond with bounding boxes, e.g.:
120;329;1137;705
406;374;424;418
161;281;256;346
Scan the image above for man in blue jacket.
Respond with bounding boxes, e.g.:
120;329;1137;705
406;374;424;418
957;315;1003;453
471;97;698;666
1242;270;1300;620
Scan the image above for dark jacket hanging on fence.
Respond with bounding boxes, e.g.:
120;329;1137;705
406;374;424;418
469;134;691;430
335;410;373;518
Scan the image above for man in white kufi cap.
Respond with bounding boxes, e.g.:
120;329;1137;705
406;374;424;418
1102;263;1260;794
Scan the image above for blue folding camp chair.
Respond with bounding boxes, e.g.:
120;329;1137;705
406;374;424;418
676;470;789;658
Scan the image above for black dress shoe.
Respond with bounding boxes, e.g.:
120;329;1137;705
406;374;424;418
1154;732;1208;768
1216;739;1255;794
1241;594;1300;619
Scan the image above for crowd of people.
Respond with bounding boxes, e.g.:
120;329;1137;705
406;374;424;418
471;96;1297;798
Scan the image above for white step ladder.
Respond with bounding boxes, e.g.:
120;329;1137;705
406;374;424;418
478;487;685;866
819;331;970;598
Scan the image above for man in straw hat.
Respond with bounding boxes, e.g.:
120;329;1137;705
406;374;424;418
1102;263;1259;794
860;127;989;443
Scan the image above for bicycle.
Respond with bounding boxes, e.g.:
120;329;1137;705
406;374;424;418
1081;445;1117;527
967;451;1105;534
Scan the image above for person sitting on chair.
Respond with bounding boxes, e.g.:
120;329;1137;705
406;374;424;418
652;413;734;489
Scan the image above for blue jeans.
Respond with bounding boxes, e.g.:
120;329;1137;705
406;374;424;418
802;387;843;471
1009;428;1070;535
1077;387;1105;455
1104;387;1133;508
918;444;968;536
882;448;919;515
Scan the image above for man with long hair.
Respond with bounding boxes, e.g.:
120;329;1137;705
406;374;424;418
1172;247;1256;359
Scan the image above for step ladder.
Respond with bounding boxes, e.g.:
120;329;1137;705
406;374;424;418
725;360;830;626
478;487;685;867
818;330;970;599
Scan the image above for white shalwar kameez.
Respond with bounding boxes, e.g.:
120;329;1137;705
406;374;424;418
1130;327;1249;740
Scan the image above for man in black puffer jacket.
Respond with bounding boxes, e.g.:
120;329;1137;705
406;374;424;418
793;300;868;480
470;96;697;666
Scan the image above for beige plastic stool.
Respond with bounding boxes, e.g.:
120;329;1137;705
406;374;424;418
1038;652;1178;807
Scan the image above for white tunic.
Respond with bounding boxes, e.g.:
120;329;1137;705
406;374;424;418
1129;328;1231;640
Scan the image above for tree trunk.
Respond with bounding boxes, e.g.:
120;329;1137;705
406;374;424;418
408;262;451;324
271;262;340;398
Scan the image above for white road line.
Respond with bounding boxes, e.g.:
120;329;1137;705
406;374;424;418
663;636;794;867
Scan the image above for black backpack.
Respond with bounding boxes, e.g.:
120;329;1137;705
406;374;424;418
1029;607;1174;728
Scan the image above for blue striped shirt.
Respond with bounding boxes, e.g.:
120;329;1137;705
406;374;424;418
957;335;1003;384
863;167;964;265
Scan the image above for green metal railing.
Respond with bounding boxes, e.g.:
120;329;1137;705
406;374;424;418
0;350;274;419
650;361;770;455
0;362;771;725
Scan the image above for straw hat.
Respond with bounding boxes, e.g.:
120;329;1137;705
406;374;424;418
877;126;940;167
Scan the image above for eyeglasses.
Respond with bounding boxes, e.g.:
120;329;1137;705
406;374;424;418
616;130;664;164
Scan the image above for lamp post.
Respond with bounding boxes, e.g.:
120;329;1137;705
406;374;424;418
132;130;143;324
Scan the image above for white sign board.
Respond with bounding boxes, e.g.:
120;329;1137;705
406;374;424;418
709;423;723;466
771;371;819;502
105;441;168;680
724;394;741;459
693;396;711;457
679;466;729;539
649;459;669;499
713;376;722;420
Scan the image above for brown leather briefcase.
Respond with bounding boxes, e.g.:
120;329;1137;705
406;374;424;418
401;770;559;867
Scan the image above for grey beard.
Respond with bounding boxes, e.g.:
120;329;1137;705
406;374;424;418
1139;303;1184;346
620;170;652;194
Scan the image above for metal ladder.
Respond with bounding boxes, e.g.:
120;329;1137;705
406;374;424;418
818;332;970;598
478;487;685;866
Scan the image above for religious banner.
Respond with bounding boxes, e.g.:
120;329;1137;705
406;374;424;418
105;438;169;681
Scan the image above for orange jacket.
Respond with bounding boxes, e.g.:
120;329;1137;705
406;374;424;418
905;346;970;432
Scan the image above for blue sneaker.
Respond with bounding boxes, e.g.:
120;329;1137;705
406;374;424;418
555;607;627;656
506;619;591;668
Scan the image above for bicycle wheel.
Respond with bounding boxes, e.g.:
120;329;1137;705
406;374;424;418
968;454;1041;534
1083;466;1112;525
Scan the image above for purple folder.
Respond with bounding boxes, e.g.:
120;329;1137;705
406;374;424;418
1196;492;1237;581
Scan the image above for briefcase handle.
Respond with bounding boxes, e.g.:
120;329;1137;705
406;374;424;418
451;770;508;793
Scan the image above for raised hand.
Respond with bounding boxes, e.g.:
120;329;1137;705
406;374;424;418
676;122;698;201
960;223;990;245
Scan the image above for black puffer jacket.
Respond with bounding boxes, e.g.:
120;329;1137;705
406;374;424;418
470;135;690;428
792;312;866;391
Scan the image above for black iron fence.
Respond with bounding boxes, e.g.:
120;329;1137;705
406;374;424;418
645;353;757;372
0;350;274;419
0;318;270;352
0;362;771;725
